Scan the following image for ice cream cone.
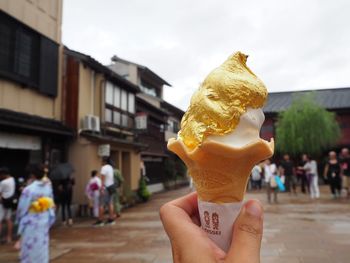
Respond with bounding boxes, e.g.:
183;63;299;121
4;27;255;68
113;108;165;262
166;51;274;252
168;137;274;203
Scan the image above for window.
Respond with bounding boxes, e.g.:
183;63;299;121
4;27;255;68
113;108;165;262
105;108;112;123
114;86;120;107
167;120;179;133
0;23;11;72
105;80;135;129
128;93;135;113
173;121;179;133
121;114;128;127
113;111;120;125
14;30;33;78
0;11;58;96
105;82;114;105
140;83;157;97
121;90;127;111
167;120;174;132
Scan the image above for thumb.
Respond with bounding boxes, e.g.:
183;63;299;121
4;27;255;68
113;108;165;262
225;200;263;263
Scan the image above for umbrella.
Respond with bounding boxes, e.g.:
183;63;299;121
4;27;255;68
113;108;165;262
49;163;75;181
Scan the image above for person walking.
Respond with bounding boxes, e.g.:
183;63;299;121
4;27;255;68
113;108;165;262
264;159;278;203
0;167;16;244
93;157;115;226
113;167;124;218
280;154;297;195
323;151;342;199
251;164;262;190
301;154;320;199
59;175;75;226
86;170;101;219
16;164;55;263
340;148;350;197
297;158;309;194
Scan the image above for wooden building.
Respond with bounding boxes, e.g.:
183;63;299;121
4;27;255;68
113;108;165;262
63;48;145;205
108;56;185;192
0;1;73;178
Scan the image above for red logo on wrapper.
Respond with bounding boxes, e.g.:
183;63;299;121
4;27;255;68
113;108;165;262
212;213;219;230
202;211;221;235
204;211;210;227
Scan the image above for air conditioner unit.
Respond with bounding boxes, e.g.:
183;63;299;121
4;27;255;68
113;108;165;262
83;115;100;132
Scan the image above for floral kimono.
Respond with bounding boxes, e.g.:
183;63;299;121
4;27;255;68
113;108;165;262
16;180;56;263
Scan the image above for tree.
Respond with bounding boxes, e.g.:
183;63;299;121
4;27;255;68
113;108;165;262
275;92;340;157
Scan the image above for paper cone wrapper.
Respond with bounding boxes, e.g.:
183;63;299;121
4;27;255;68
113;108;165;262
168;138;274;251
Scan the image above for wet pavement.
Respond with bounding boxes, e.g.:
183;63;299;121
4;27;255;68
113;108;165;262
1;185;350;263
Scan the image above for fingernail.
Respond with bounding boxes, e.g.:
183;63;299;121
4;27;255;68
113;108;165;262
245;200;263;218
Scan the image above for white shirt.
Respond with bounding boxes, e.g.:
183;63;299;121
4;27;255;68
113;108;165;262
264;163;277;183
304;160;318;176
251;165;262;181
100;164;114;187
0;177;15;199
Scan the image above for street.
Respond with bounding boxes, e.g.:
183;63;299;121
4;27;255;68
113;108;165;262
1;186;350;263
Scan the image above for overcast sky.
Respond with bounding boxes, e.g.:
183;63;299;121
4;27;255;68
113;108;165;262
62;0;350;110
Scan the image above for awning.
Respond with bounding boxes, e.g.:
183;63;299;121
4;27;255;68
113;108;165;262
0;132;41;150
0;109;74;137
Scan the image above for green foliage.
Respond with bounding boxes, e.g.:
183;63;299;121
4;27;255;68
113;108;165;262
275;92;340;157
137;176;151;202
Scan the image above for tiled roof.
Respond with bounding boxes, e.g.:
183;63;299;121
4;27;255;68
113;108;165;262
264;87;350;113
64;47;140;93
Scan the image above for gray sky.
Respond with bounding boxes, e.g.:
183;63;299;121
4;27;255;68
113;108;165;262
62;0;350;110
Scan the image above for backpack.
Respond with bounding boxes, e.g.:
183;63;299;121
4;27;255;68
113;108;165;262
114;169;124;188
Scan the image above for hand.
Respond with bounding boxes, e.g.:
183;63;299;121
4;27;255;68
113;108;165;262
160;192;263;263
14;240;21;250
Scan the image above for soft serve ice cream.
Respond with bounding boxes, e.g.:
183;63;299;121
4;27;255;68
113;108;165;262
209;107;266;148
167;52;274;251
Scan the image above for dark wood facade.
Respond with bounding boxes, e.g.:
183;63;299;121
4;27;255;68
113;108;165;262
136;96;168;184
62;55;80;130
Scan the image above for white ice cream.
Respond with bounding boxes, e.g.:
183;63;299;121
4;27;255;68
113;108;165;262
208;108;265;148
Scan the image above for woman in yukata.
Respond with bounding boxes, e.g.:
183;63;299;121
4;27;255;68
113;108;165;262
16;164;56;263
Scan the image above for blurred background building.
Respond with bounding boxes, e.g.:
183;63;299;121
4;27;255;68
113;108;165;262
261;87;350;150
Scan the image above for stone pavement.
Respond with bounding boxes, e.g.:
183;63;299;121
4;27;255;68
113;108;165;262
1;186;350;263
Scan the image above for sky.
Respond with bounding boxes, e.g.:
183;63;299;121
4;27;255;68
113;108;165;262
62;0;350;110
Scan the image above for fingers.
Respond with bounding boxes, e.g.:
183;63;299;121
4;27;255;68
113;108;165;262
170;191;199;217
160;192;200;238
226;199;263;263
160;192;225;263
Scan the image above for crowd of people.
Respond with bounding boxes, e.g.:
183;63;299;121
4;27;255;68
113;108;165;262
0;156;124;262
250;148;350;203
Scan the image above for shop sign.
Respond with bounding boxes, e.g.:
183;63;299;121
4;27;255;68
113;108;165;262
98;144;110;157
